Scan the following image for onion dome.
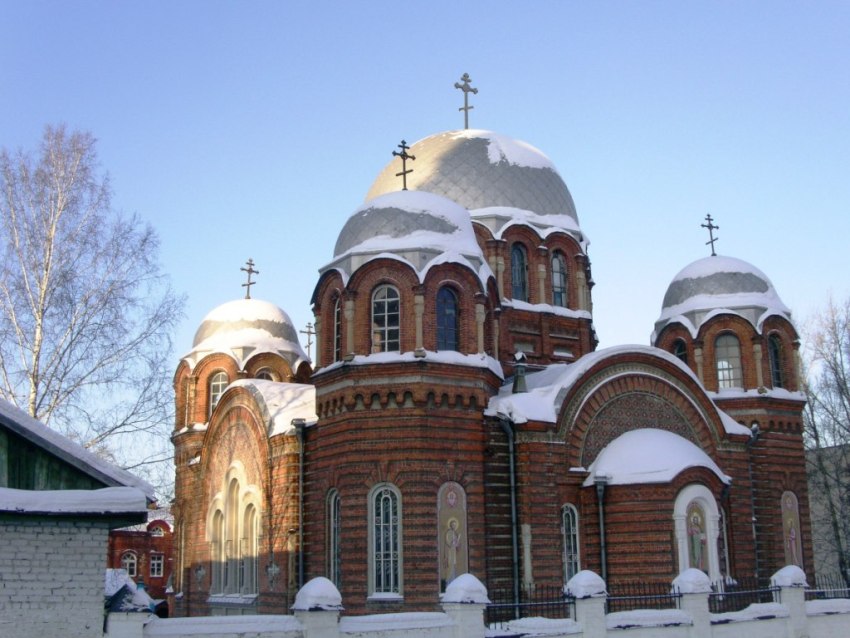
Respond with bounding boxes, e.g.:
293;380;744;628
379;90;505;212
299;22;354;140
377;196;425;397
182;298;308;370
654;255;792;339
366;130;585;247
324;190;492;289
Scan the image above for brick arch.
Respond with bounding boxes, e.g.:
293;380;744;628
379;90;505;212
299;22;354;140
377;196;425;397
201;397;269;493
556;357;725;469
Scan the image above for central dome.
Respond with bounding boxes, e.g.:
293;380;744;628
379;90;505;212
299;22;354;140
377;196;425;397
366;130;578;223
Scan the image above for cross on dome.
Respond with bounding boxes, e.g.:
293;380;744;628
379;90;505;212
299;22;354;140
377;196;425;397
454;72;478;130
392;139;416;190
701;214;720;256
241;258;260;299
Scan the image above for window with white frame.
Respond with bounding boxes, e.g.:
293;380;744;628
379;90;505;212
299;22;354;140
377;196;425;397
149;525;165;537
369;483;402;596
327;489;341;587
715;334;742;389
372;285;400;353
121;551;137;577
150;553;164;578
209;371;229;416
561;504;580;581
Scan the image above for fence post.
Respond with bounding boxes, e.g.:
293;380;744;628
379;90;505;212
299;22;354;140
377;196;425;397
672;568;711;638
566;570;607;638
292;577;342;638
441;573;489;638
771;566;809;638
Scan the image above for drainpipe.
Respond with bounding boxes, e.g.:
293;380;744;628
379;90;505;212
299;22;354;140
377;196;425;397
498;417;520;612
747;422;760;580
595;474;609;582
292;418;306;588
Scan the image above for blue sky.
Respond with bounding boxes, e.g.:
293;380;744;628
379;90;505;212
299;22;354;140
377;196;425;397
2;1;848;358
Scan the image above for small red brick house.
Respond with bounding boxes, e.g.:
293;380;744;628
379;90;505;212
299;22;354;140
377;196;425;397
171;128;810;617
107;510;174;609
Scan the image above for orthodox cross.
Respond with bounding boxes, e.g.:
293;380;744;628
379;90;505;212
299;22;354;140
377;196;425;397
701;214;720;256
393;140;416;190
241;258;259;299
454;72;478;129
300;322;315;360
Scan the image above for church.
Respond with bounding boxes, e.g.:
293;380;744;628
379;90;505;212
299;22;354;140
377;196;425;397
171;87;811;617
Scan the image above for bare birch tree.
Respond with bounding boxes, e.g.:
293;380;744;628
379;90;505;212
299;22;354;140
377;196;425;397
804;296;850;581
0;125;183;489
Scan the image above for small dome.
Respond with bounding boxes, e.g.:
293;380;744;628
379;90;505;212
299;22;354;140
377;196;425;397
325;190;492;288
654;255;792;338
184;299;308;371
366;130;582;242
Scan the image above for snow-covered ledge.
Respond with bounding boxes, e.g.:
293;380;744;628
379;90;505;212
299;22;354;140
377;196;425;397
441;574;489;638
566;570;607;637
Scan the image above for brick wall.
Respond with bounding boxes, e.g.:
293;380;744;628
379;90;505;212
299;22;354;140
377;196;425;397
0;517;110;638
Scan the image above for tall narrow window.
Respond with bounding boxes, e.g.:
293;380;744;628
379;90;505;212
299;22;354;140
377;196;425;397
436;287;459;351
511;243;529;301
370;484;402;596
333;298;342;362
150;554;164;578
327;489;341;587
715;334;742;389
372;286;400;353
241;504;258;594
552;252;568;307
768;334;784;388
209;371;229;417
121;551;137;577
673;339;688;364
211;510;224;592
562;504;580;581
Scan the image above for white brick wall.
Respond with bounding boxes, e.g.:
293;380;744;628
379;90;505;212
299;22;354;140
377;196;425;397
0;518;110;638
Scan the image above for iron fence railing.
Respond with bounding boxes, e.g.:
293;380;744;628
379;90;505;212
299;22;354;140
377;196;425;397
606;580;682;613
485;584;575;628
805;573;850;601
709;577;778;613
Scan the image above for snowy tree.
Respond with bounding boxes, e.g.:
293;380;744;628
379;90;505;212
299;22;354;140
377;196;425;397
0;125;183;490
804;296;850;581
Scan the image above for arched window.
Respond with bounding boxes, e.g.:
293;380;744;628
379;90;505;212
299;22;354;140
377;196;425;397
372;285;400;353
121;551;137;577
211;510;224;591
552;252;568;307
715;334;742;389
562;504;580;581
511;243;529;301
327;489;341;587
673;339;688;364
241;504;258;594
369;483;402;596
333;297;342;362
255;368;274;381
768;334;784;388
436;287;459;351
209;371;229;417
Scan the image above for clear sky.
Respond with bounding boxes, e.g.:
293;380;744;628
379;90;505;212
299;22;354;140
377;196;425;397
2;1;848;359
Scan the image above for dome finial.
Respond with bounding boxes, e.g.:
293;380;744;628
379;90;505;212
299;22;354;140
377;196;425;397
240;258;260;299
392;140;416;190
454;73;478;130
701;214;720;256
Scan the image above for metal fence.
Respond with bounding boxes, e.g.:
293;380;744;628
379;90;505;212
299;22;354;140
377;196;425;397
708;577;779;613
606;580;682;613
485;584;575;627
805;573;850;601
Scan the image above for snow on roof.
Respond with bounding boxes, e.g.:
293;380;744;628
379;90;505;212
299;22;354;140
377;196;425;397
326;191;494;291
471;205;588;250
582;428;731;487
459;129;557;169
318;350;504;379
0;486;148;515
0;398;156;500
228;379;317;436
654;255;792;339
486;345;751;437
501;298;592;320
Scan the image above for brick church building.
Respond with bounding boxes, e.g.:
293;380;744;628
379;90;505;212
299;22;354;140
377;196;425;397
171;126;811;617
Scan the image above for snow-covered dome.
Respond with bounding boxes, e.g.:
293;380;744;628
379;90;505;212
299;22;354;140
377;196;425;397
583;428;730;486
183;299;308;371
325;190;492;288
654;255;792;339
366;130;584;245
